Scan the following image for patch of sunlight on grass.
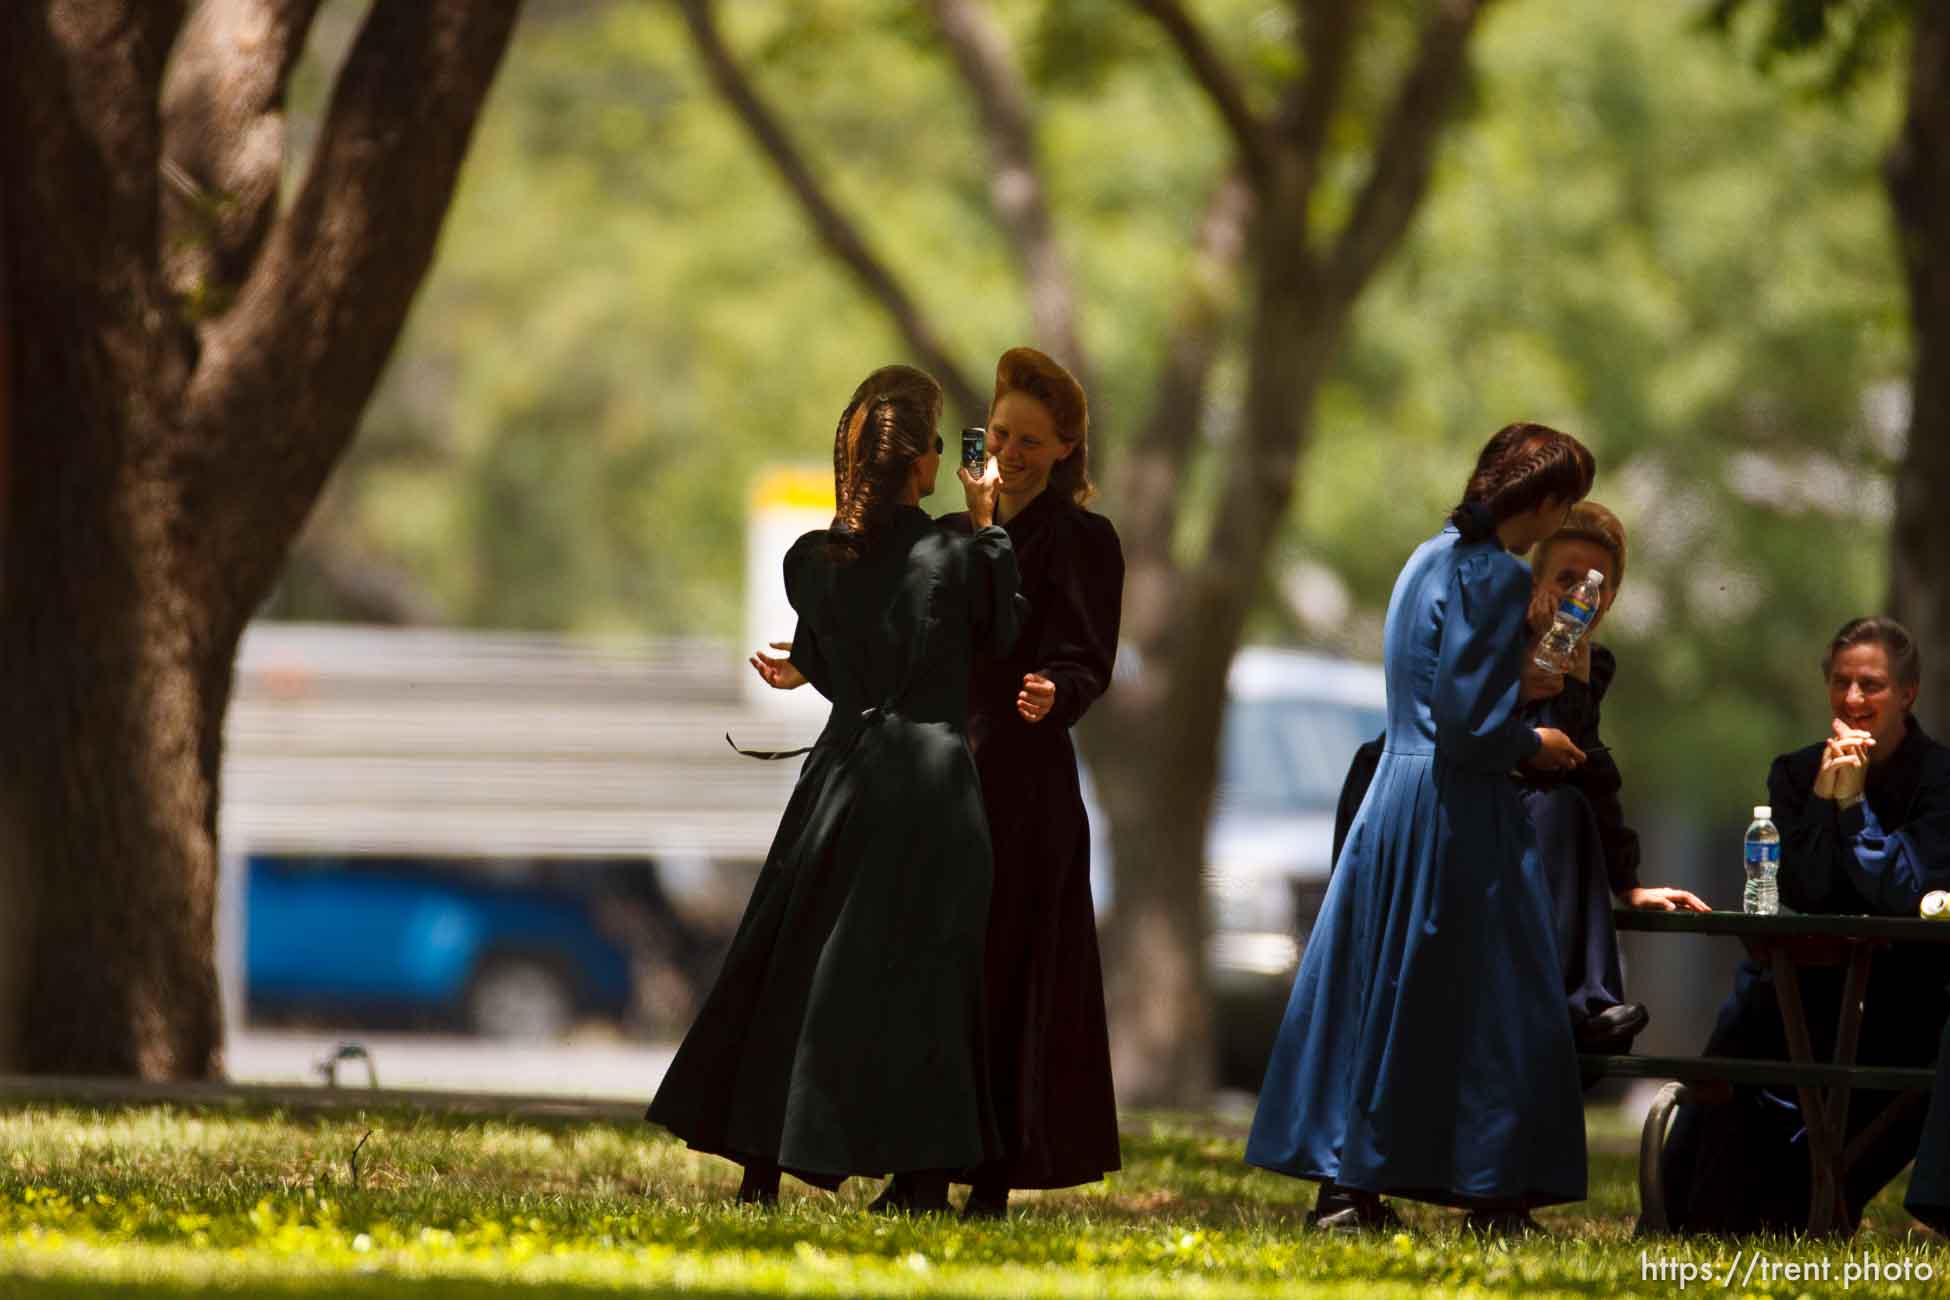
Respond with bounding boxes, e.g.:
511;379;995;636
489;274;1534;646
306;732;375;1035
1;1103;1945;1298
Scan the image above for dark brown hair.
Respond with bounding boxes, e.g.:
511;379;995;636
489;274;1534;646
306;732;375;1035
1822;616;1921;689
1538;500;1628;592
992;347;1093;507
1450;422;1596;537
829;365;942;564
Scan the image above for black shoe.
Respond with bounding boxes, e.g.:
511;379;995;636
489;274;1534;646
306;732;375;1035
1463;1210;1544;1238
961;1190;1009;1220
1306;1185;1405;1233
1575;1002;1649;1052
737;1163;780;1206
871;1171;950;1214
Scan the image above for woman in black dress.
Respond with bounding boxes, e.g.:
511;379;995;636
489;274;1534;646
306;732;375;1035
648;364;1020;1211
939;347;1124;1217
754;348;1124;1216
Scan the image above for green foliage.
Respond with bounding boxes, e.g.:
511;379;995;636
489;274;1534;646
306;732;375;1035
290;1;1912;819
1;1104;1940;1296
1704;0;1908;94
1286;1;1906;816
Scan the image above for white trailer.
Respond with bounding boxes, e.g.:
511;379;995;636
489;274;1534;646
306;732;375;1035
217;622;816;1035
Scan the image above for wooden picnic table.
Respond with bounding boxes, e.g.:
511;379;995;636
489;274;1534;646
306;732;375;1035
1590;908;1950;1235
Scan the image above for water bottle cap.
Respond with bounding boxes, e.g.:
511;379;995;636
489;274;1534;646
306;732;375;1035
1753;805;1771;820
1587;569;1605;583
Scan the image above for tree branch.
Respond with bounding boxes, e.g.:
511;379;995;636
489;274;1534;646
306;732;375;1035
183;0;521;626
160;0;324;319
1129;0;1273;186
927;0;1092;396
1325;0;1488;304
673;0;985;420
1115;171;1253;580
1282;0;1361;204
1;1;193;525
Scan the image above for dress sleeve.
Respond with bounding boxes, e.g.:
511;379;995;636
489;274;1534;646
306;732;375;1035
967;525;1026;658
1827;755;1950;915
1568;645;1642;895
1034;513;1125;731
1431;549;1544;772
783;533;836;701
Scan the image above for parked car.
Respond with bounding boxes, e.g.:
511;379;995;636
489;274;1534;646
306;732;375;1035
1086;646;1386;1089
245;855;638;1039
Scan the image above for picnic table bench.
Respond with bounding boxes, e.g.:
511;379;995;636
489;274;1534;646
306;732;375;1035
1579;908;1948;1235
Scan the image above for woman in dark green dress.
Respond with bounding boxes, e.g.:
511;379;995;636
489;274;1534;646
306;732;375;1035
646;365;1022;1211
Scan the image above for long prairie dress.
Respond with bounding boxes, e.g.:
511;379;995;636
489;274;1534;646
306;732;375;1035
1245;523;1587;1210
646;506;1022;1184
941;491;1125;1190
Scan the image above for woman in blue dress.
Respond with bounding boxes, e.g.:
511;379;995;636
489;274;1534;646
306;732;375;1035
1246;423;1596;1235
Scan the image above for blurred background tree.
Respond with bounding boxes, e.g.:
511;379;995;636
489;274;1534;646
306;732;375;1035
1694;0;1950;745
272;0;1909;1099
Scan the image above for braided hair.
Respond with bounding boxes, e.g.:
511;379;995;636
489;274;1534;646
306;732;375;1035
828;365;943;564
1450;422;1596;542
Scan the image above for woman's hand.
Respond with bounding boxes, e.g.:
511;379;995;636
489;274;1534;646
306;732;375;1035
1813;717;1874;802
1526;727;1586;772
1623;885;1711;913
959;458;1001;529
749;641;807;691
1018;673;1056;724
1526;585;1558;640
1567;635;1592;683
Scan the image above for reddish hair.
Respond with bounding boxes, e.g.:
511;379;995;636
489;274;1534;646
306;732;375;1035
992;346;1093;507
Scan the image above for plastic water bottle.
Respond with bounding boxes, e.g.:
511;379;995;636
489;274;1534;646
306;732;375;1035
1534;569;1605;673
1743;805;1780;915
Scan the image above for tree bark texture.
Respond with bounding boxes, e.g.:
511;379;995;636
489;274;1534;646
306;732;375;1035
1888;3;1950;731
0;0;518;1078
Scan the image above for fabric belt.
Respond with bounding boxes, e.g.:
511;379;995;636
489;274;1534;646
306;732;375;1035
726;703;896;762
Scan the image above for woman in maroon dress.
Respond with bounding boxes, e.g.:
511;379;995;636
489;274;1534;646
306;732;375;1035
752;347;1124;1217
937;347;1124;1216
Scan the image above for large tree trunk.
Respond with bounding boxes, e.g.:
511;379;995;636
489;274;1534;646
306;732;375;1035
0;0;222;1078
1889;3;1950;726
0;0;519;1079
0;427;239;1074
1088;651;1230;1105
1088;244;1339;1104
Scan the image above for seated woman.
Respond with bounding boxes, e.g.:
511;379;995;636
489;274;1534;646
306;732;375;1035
1331;502;1705;1059
1657;616;1950;1235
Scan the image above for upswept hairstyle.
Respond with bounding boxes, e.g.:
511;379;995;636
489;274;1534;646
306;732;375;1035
1822;616;1921;689
992;347;1093;507
1450;422;1596;536
1540;501;1628;592
828;365;942;564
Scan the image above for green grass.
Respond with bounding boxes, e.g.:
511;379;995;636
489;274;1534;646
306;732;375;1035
0;1104;1944;1297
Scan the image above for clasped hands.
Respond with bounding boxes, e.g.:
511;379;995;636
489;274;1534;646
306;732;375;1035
750;641;1055;724
1812;717;1875;804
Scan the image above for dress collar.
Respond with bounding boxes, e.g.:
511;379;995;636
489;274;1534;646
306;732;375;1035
1000;487;1062;536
